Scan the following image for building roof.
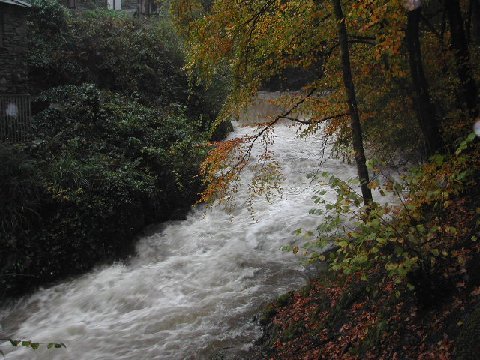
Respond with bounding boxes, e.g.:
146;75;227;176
0;0;31;7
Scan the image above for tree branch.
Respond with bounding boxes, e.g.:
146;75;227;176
279;112;349;125
230;87;318;176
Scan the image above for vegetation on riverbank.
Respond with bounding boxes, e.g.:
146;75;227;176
256;135;480;358
0;1;229;299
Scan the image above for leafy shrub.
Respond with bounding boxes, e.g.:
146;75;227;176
0;144;46;298
0;84;208;297
1;0;230;298
298;133;480;304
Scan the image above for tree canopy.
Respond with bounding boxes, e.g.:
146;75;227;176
171;0;478;204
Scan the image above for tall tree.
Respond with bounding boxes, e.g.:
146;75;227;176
332;0;373;204
445;0;478;117
470;0;480;44
405;2;443;155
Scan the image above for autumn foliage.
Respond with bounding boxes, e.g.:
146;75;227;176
255;136;479;358
171;0;480;357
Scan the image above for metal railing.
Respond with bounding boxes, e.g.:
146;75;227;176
0;94;31;143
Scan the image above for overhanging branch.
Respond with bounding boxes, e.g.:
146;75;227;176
279;112;349;125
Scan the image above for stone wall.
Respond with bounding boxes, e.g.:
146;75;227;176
0;4;29;94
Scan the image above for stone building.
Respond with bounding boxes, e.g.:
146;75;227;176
0;0;31;142
0;0;30;94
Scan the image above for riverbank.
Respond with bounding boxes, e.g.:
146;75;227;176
255;139;480;359
1;2;231;300
256;266;480;359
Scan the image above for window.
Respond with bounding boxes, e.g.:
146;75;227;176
108;0;121;10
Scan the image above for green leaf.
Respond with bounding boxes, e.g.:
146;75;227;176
467;132;476;142
431;154;445;166
366;159;375;169
338;240;348;248
456;133;476;154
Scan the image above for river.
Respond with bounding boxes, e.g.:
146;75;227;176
0;101;358;359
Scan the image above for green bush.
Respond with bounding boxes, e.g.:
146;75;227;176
297;133;480;306
1;0;231;299
0;144;46;298
0;84;208;297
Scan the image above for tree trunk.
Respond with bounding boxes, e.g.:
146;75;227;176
469;0;480;45
406;7;443;156
332;0;373;205
445;0;478;117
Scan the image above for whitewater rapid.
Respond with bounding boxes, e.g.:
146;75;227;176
0;117;358;359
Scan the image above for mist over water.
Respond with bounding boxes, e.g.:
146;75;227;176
0;107;358;359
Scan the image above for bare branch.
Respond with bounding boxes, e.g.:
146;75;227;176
279;112;349;125
230;87;319;176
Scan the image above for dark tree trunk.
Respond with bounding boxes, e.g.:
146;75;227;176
406;7;443;156
332;0;373;205
470;0;480;44
445;0;478;117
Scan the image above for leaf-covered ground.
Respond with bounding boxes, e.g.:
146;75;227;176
257;187;480;359
257;269;480;359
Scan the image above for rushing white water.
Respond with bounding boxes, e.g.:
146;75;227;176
0;112;359;359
